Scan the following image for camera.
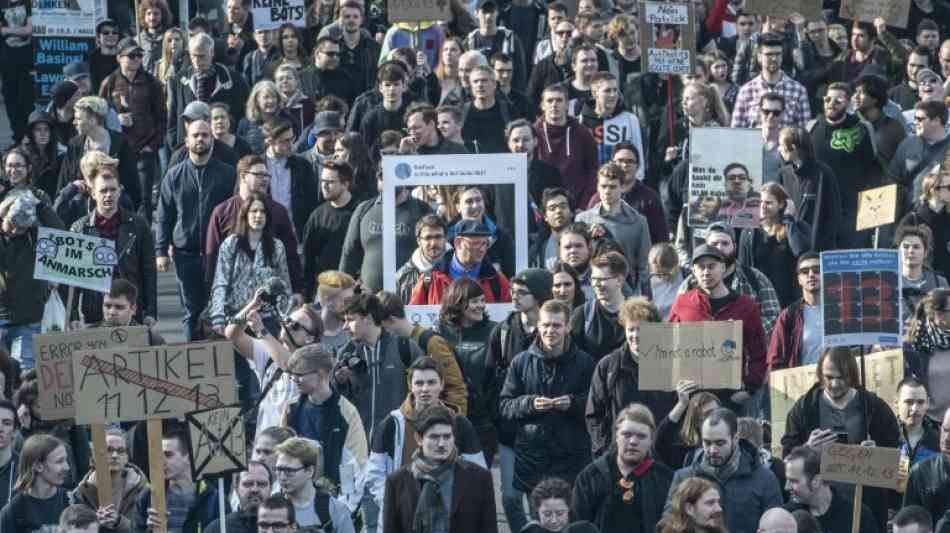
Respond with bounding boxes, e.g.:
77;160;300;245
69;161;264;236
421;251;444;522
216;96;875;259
258;277;287;307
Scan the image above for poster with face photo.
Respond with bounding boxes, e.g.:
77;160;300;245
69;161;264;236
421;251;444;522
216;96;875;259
382;154;529;326
820;249;902;348
639;1;695;75
687;127;764;228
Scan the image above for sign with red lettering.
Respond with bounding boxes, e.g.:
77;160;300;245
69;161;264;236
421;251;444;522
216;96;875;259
72;342;236;424
35;327;149;420
820;443;901;489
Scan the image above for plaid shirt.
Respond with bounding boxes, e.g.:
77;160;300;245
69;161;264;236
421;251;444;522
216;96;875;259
730;73;812;129
679;265;782;338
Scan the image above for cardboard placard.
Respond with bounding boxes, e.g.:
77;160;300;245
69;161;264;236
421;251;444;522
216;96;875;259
36;326;149;420
638;321;743;390
251;0;306;30
855;184;898;232
821;250;902;348
72;342;236;424
839;0;911;29
34;227;116;293
688;127;764;228
820;443;902;489
639;2;696;75
386;0;452;23
744;0;823;22
186;405;247;480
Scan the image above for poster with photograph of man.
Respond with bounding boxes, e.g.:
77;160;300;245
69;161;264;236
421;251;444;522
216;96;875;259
639;1;696;75
687;127;764;228
382;154;529;325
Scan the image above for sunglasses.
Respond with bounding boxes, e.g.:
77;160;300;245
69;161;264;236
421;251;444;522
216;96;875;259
124;52;144;59
283;318;315;336
761;108;782;116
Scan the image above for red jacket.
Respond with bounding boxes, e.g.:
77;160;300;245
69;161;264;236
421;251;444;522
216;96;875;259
767;300;805;372
668;288;768;389
409;256;511;305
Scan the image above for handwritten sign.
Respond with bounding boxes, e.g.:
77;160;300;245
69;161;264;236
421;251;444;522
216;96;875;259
387;0;451;23
856;184;897;231
73;342;236;424
252;0;306;30
638;321;743;390
639;2;695;75
839;0;911;29
34;227;116;292
744;0;822;23
821;443;902;489
35;326;149;420
186;405;247;479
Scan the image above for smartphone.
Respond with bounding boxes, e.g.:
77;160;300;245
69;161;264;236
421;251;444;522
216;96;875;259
835;431;849;443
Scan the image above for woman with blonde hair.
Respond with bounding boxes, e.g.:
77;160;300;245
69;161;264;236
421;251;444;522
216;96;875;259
0;434;70;531
737;182;812;307
238;80;286;154
154;28;185;88
436;37;465;103
899;161;950;281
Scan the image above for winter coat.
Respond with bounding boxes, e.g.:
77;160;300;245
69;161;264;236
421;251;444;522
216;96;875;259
904;454;950;518
776;158;842;252
58;131;141;210
572;453;673;533
435;318;498;433
409;251;512;305
98;67;167;152
70;464;150;533
166;63;250;149
155;157;236;256
500;338;595;492
0;216;65;325
767;299;809;371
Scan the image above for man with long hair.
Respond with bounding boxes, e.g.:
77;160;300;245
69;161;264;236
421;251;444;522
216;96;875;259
658;477;728;533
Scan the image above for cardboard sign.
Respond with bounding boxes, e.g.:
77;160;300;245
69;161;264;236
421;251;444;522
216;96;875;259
638;321;743;390
73;342;236;424
34;227;116;292
688;127;764;228
821;443;902;489
821;250;902;347
856;184;898;231
186;405;247;479
839;0;911;29
387;0;452;23
744;0;823;22
35;326;150;420
639;2;696;75
251;0;306;30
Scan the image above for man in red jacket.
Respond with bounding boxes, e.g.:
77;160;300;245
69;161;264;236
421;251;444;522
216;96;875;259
668;244;767;413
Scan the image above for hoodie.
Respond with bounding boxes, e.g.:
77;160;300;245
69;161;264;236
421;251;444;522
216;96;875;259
578;99;646;180
71;464;150;533
534;116;599;207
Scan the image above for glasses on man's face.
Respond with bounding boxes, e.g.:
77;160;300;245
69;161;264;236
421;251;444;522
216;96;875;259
823;96;846;105
761;108;782;117
124;52;144;60
107;447;128;456
274;465;308;476
283;319;314;336
460;237;489;249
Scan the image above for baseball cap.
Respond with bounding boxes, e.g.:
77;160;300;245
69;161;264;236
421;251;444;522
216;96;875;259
455;219;492;237
917;68;942;85
312;111;342;137
692;244;725;264
117;37;143;56
182;101;211;122
62;61;90;82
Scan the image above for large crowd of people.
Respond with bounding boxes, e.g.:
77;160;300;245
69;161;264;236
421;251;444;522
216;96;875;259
0;0;950;531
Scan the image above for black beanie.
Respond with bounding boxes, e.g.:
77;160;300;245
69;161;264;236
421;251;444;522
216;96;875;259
511;268;554;303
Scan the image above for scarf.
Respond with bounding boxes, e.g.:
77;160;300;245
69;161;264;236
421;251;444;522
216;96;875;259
411;448;458;533
913;317;950;353
411;247;437;273
698;444;742;483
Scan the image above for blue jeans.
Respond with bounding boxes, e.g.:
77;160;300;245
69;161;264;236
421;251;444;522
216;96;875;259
0;321;41;370
362;489;379;533
173;252;207;341
500;444;527;533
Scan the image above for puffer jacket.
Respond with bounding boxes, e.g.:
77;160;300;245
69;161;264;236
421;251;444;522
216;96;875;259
499;338;594;492
435;317;498;433
665;440;784;533
71;464;150;533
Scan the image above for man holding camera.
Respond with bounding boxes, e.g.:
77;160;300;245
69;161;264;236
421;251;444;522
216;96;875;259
225;288;324;438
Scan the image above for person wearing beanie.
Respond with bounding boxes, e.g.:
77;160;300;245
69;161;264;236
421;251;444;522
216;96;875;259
47;80;83;143
485;266;553;533
57;96;140;212
585;296;676;456
21;110;64;201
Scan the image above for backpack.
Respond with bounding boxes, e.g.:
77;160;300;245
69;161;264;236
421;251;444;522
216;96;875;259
398;328;443;368
313;490;334;533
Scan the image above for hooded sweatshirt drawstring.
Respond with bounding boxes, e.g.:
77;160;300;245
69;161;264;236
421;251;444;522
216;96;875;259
542;122;571;157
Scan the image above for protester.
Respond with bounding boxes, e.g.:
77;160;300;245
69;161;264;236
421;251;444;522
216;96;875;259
657;477;728;533
897;377;941;465
205;461;271;533
274;437;355;532
70;428;148;533
767;253;824;370
0;434;72;532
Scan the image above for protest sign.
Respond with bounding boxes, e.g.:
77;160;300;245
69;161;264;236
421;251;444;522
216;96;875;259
381;154;529;321
35;326;149;420
821;250;901;347
688;127;764;228
639;2;695;75
33;38;93;105
744;0;822;23
34;227;117;292
821;443;902;490
638;321;743;390
862;349;903;406
32;0;106;37
387;0;452;23
186;405;247;479
856;184;898;232
839;0;911;29
251;0;305;30
73;342;236;424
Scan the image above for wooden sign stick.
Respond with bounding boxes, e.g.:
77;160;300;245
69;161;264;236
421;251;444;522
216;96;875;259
148;418;167;533
91;424;112;507
851;484;863;533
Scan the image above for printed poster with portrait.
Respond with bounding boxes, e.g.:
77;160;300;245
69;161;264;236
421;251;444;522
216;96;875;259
639;1;696;75
687;127;764;228
381;154;529;326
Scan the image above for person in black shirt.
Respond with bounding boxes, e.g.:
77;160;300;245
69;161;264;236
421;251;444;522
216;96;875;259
570;251;627;362
301;160;360;300
463;65;516;153
299;35;357;106
89;19;120;93
359;64;412;156
493;53;537;121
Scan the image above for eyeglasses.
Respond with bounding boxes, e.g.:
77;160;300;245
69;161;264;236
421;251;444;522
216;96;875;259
274;465;309;476
798;266;820;274
320;49;340;56
823;96;847;105
124;52;144;59
100;30;119;36
283;318;315;336
460;237;489;249
760;108;782;116
106;447;128;455
258;522;291;532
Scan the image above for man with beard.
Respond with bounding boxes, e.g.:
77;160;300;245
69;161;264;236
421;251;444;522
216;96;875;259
663;408;782;533
855;74;907;165
889;98;950;213
530;188;573;269
573;404;673;533
732;33;811;129
156;119;236;341
809;81;882;248
500;300;595;496
569;252;629;362
783;446;879;533
397;216;448;303
205;461;271;533
767;253;824;370
401;104;467;155
302;160;360;300
206;154;304;303
718;163;758;223
905;408;950;519
579;73;646;172
382;404;497;533
897;377;941;465
826;22;891;85
669;245;768;413
658;477;727;533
